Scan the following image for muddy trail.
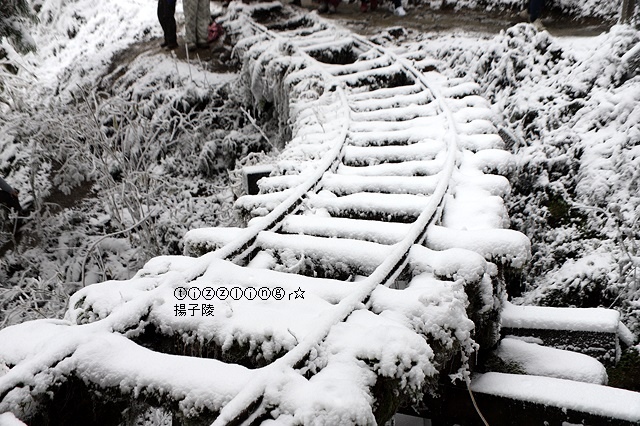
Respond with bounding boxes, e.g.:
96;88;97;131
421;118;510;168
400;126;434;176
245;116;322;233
297;1;614;37
148;2;615;75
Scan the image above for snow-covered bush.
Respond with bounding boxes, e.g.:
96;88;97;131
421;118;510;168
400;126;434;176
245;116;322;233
415;23;640;336
0;0;278;327
0;0;35;60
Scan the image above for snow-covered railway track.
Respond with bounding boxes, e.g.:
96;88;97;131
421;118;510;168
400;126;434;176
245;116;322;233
6;3;637;426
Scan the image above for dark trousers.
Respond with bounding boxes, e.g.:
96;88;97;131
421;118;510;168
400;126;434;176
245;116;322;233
158;0;177;45
529;0;543;22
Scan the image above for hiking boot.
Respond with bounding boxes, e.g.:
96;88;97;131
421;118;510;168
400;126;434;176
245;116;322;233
394;5;406;16
164;42;179;50
196;42;209;49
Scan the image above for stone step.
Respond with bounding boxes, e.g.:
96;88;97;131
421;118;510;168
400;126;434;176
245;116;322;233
500;301;636;364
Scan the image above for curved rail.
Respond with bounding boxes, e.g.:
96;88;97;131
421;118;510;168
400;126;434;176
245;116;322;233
207;6;462;425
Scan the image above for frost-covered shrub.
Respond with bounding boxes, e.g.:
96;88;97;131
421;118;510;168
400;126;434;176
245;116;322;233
0;54;267;328
0;0;35;55
199;130;268;177
415;24;640;336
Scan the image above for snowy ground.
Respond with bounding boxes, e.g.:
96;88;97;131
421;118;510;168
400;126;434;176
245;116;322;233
0;0;638;404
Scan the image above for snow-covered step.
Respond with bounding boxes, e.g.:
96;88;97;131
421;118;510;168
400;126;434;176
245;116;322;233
426;225;530;268
440;81;481;98
235;188;294;216
348;114;445;133
183;226;393;272
308;192;436;222
294;33;355;50
447;94;492;110
278;216;529;267
347;129;444;147
452;106;494;122
349;91;432;113
320;55;393;76
183;218;529;268
336;159;445;177
470;372;640;425
237;174;443;215
320;174;440;195
491;337;608;384
337;64;409;88
350;103;438;122
255;174;305;193
341;141;444;165
253;231;394;276
350;95;433;113
270;159;319;174
501;301;636;364
458;133;505;151
183;226;490;283
455;118;498;135
279;215;409;244
0;321;252;419
347;82;423;103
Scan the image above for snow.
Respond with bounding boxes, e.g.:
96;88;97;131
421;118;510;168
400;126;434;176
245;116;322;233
0;320;252;416
501;301;621;333
0;413;26;426
495;337;608;384
426;225;531;268
471;372;640;422
29;0;161;99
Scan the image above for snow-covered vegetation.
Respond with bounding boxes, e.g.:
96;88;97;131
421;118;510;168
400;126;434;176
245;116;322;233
0;0;273;325
400;22;640;338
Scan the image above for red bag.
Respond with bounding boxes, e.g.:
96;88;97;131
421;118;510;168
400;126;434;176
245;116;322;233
208;22;224;43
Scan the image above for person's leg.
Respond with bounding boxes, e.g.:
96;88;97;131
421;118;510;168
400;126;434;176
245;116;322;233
158;0;177;45
317;1;329;13
165;0;177;45
183;0;197;47
393;0;405;16
157;0;168;46
196;0;210;45
529;0;543;22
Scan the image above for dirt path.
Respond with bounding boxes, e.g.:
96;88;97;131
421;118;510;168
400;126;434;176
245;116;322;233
302;2;614;37
140;2;615;74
